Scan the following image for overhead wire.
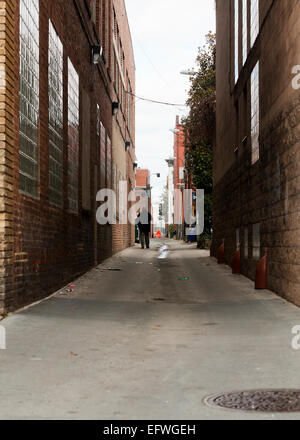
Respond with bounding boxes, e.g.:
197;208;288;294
132;36;188;112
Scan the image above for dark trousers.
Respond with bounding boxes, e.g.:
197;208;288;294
140;232;150;248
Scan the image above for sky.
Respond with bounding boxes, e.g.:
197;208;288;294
125;0;216;222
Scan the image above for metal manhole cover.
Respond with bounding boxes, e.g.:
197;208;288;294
205;390;300;413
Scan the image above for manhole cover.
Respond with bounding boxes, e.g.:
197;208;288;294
205;390;300;413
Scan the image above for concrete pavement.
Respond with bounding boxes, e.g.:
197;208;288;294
1;239;300;420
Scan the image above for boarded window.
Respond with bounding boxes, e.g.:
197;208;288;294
49;21;63;206
67;59;79;213
81;90;91;211
19;0;40;197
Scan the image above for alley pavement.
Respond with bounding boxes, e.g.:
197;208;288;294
1;239;300;420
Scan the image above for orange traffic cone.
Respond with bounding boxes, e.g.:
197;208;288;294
232;248;241;274
255;248;268;289
217;241;225;264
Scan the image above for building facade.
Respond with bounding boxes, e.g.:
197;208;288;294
173;116;185;239
213;0;300;304
0;0;135;313
135;169;152;215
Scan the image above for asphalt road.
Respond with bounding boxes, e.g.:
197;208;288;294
1;239;300;420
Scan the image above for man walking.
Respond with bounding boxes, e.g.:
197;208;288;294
137;208;152;249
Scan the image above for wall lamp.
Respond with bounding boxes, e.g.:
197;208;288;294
133;162;138;170
92;45;103;65
125;141;131;151
112;102;120;115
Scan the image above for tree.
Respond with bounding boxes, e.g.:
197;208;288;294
183;32;216;236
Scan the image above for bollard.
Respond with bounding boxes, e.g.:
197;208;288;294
217;241;225;264
232;248;241;274
255;248;268;289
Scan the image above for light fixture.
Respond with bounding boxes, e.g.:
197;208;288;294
125;141;131;151
180;69;197;76
133;162;138;170
112;102;120;115
92;45;103;65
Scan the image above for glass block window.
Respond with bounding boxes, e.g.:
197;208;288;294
234;0;239;83
107;136;112;189
49;21;63;206
242;0;248;65
67;59;79;213
19;0;40;196
252;223;261;259
96;104;100;137
251;61;260;164
251;0;259;47
100;122;106;189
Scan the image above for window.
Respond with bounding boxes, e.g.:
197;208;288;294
250;0;259;47
234;0;239;83
251;61;260;164
96;104;100;137
67;59;79;213
252;223;261;259
107;136;112;189
49;21;63;207
236;228;240;249
244;227;248;258
242;0;248;65
19;0;40;196
100;122;106;189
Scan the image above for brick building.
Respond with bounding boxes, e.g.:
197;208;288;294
172;116;185;239
0;0;135;313
135;169;152;214
213;0;300;304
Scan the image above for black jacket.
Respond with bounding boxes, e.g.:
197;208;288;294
137;212;152;234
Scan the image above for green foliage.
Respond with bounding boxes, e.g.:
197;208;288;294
169;224;176;239
183;32;216;234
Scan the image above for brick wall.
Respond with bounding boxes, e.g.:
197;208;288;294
0;1;16;313
0;0;135;313
213;0;300;305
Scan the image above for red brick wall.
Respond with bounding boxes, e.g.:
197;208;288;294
136;169;149;188
0;0;135;313
213;0;300;305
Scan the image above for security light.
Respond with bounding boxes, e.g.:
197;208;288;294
92;45;103;64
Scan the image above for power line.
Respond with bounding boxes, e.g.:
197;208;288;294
132;36;188;113
126;91;187;107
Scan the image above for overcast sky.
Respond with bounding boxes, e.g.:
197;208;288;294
125;0;216;221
